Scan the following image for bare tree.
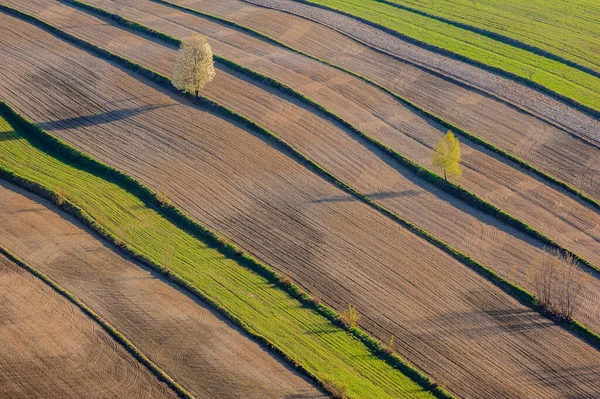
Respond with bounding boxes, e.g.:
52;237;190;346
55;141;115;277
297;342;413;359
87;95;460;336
528;249;590;320
172;34;216;97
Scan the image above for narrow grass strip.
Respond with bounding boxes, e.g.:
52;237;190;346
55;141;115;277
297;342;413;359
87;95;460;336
151;0;600;214
0;247;196;399
372;0;600;79
1;5;599;355
287;0;600;117
0;103;447;399
56;0;600;275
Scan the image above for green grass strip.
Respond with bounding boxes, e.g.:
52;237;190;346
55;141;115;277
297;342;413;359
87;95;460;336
151;0;600;216
0;247;196;399
287;0;600;117
0;83;446;399
58;0;600;276
372;0;600;79
1;3;599;356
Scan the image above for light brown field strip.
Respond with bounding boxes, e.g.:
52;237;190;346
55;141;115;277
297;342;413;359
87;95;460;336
0;181;327;399
2;11;600;398
0;252;178;399
233;0;600;137
154;0;600;201
12;0;600;331
60;0;600;275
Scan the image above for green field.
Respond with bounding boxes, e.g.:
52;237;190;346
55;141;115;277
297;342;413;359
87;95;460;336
298;0;600;111
0;111;439;399
384;0;600;72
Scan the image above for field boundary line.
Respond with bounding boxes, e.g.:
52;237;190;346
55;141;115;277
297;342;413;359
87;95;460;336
59;0;600;276
0;73;453;399
0;246;196;399
283;0;600;118
1;4;599;355
372;0;600;79
151;0;600;211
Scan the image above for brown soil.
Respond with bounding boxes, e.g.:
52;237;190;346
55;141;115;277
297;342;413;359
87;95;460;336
2;12;600;399
0;253;178;399
166;0;600;199
11;0;600;331
0;181;326;399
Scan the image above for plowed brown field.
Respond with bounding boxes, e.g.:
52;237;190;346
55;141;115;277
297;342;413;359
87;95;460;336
9;0;599;332
2;10;600;399
0;253;177;399
155;0;600;199
0;181;326;399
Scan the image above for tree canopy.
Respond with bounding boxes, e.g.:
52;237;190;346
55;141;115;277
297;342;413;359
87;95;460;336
172;34;216;97
432;131;462;181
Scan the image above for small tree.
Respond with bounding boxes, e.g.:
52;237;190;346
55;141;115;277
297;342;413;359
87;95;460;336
340;304;360;328
528;249;590;320
172;34;216;97
432;131;462;181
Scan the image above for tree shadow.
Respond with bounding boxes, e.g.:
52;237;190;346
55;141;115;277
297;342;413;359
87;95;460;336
313;189;420;203
38;104;172;130
0;130;20;141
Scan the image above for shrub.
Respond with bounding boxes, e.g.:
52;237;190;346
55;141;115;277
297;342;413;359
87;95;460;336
340;304;361;328
156;191;170;206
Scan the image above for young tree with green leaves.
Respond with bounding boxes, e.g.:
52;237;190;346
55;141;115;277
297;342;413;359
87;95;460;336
172;34;216;97
432;131;462;181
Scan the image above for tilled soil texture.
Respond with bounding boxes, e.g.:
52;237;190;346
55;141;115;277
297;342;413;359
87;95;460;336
0;181;327;399
2;11;600;399
0;253;178;399
241;0;600;136
14;0;600;330
159;0;600;199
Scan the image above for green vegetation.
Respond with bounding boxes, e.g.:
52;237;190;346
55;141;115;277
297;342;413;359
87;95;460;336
431;131;461;181
383;0;600;73
0;247;194;399
0;106;444;398
294;0;600;113
51;0;600;275
149;0;600;219
4;1;599;350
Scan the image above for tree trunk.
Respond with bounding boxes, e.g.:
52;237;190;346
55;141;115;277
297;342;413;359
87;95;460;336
195;89;199;98
444;169;447;181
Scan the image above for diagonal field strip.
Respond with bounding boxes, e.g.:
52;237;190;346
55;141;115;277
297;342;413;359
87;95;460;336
239;0;600;131
285;0;600;116
21;0;600;327
7;7;600;398
0;247;195;399
131;0;600;211
105;0;600;275
60;0;600;285
0;181;329;399
149;0;600;214
372;0;600;79
0;107;444;398
0;252;180;399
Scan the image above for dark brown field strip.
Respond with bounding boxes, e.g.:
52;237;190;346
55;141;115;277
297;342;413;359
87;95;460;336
165;0;600;202
24;0;600;331
2;10;600;398
0;181;327;399
0;252;179;399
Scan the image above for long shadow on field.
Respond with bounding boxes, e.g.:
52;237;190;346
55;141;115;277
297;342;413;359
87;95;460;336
0;130;20;141
525;363;600;397
313;190;420;203
38;104;171;130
